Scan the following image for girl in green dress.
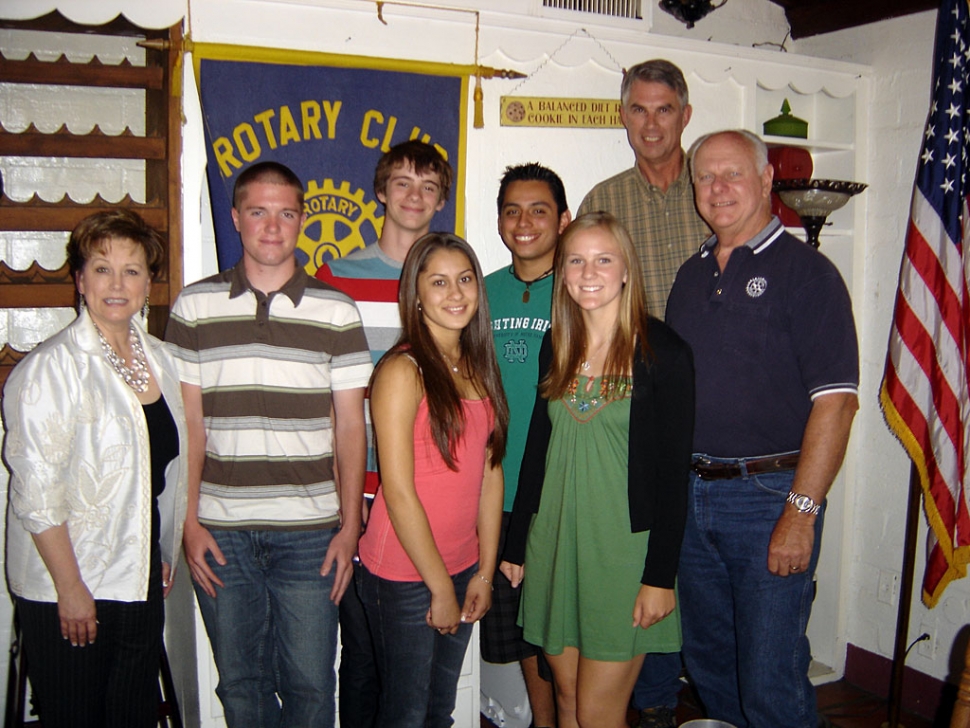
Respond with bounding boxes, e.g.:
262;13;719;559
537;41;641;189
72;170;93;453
501;212;695;728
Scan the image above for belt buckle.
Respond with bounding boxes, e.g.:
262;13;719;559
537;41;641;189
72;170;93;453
693;456;717;480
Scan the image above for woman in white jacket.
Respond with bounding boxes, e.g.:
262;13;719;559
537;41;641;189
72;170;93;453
3;210;188;728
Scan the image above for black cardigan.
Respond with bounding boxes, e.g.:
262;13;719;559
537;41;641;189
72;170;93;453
503;317;694;588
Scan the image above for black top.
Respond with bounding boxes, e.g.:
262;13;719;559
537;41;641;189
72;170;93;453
143;396;178;551
666;218;859;457
504;317;695;589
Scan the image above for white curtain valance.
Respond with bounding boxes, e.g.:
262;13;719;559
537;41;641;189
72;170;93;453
1;1;187;30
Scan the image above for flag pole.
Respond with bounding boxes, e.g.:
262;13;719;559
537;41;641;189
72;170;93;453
885;464;922;728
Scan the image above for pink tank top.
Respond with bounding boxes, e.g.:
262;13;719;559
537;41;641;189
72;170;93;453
359;396;494;581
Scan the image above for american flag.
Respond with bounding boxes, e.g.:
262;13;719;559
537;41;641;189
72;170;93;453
880;0;970;607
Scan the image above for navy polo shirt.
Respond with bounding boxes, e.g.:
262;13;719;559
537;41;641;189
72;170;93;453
666;217;858;458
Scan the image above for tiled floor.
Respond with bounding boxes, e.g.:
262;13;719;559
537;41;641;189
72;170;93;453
482;679;939;728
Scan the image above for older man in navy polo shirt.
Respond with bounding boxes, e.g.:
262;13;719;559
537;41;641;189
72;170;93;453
666;129;858;728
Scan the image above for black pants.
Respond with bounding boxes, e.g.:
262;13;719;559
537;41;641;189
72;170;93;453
338;561;381;728
17;551;164;728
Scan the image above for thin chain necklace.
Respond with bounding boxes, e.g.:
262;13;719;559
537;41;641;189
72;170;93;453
510;265;554;303
96;323;151;393
441;350;460;374
581;337;611;372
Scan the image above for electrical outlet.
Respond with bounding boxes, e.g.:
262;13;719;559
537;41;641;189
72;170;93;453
918;625;935;659
877;570;899;606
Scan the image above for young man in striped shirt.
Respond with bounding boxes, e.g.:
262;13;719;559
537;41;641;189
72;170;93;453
168;161;371;727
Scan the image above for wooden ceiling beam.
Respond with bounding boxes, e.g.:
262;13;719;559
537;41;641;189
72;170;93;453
771;0;940;38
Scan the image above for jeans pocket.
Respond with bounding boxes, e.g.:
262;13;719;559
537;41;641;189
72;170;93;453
750;471;794;498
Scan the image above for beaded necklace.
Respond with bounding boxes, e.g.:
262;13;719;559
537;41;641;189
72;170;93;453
96;323;151;393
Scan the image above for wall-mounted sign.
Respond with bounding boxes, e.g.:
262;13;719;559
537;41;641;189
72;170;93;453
500;96;622;128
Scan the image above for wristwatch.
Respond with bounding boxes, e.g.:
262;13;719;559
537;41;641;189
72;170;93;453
786;491;821;516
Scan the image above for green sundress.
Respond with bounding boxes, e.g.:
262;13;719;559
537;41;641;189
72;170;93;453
519;375;682;661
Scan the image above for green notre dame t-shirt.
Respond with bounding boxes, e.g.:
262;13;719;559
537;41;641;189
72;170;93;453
484;266;553;512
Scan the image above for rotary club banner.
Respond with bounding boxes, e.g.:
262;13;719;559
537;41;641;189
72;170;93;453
193;44;467;272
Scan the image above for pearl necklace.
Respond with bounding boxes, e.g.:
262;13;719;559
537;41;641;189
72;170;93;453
96;323;151;393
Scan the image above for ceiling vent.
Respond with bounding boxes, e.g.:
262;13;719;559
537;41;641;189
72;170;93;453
541;0;642;20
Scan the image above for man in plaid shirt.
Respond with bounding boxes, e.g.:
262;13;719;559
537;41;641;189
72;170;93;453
577;58;709;728
578;58;710;322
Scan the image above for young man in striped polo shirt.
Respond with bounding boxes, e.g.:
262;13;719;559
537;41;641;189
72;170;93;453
315;140;453;728
167;161;371;727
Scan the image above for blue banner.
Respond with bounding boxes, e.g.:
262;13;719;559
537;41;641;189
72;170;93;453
198;56;464;273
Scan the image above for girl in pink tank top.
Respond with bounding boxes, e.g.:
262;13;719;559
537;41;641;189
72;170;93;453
356;233;509;728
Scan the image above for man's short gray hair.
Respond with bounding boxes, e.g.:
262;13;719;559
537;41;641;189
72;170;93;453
621;59;689;108
688;129;770;177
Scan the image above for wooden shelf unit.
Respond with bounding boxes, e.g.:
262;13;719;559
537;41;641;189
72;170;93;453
0;11;183;389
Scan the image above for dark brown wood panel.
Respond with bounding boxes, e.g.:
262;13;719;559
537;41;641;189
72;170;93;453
158;21;184;319
0;128;166;159
768;0;941;38
0;343;29;390
0;55;164;89
0;260;70;285
0;202;168;232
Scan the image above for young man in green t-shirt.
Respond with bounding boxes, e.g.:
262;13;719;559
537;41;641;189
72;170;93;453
483;163;571;728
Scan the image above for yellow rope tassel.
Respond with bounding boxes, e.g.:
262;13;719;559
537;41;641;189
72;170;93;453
473;76;484;129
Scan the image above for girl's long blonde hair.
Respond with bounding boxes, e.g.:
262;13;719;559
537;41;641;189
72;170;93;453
540;212;651;400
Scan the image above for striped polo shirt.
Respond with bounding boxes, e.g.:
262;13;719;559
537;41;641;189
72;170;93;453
167;262;373;530
316;243;402;496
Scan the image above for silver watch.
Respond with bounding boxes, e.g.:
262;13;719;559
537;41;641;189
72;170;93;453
786;491;821;516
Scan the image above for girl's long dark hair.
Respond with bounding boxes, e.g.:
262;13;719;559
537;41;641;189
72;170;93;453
385;232;509;470
540;212;651;400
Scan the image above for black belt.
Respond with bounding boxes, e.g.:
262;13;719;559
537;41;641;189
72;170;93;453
692;453;800;480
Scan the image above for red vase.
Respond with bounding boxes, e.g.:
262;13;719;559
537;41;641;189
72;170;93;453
769;146;813;227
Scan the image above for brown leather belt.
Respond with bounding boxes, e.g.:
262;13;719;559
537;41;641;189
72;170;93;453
692;453;800;480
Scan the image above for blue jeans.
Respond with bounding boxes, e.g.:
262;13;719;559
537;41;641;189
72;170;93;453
357;563;476;728
632;651;682;710
195;528;339;728
679;467;822;728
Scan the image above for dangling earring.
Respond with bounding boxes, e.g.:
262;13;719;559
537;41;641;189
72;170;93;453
142;296;150;321
79;294;87;311
417;301;423;311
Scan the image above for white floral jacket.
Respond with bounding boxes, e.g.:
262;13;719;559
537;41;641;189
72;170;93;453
3;308;188;603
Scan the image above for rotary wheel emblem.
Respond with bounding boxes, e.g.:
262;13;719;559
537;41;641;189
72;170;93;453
298;179;383;274
745;276;768;298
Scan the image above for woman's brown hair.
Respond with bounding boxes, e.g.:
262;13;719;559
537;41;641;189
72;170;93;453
67;209;166;280
387;232;509;470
